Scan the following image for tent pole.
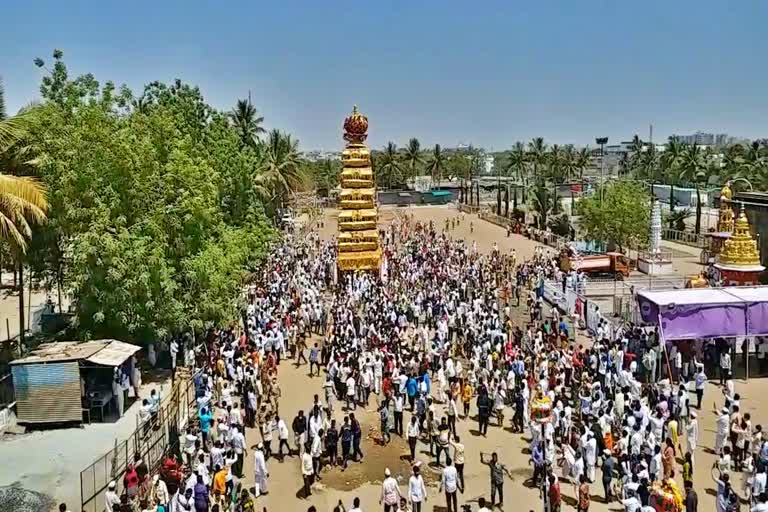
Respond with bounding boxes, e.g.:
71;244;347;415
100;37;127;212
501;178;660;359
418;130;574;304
657;313;673;383
746;304;750;381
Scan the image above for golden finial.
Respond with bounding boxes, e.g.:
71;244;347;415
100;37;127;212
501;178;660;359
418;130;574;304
352;104;358;114
721;181;733;202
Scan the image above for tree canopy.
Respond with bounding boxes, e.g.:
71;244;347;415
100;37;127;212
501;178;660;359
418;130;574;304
576;181;650;251
19;50;278;343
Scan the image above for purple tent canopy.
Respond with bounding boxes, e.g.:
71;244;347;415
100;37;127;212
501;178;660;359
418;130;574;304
636;287;768;340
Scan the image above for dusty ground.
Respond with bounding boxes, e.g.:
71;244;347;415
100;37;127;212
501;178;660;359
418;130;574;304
237;205;764;512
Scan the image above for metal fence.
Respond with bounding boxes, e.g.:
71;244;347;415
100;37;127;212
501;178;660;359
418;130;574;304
662;228;707;248
80;373;197;512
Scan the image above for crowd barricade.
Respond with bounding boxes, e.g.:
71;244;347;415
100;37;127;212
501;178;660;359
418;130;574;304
80;370;199;512
541;279;615;339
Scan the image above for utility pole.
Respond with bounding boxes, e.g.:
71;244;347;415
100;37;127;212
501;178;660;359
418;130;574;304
595;137;609;202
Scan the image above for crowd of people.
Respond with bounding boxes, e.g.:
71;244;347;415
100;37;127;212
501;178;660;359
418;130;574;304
89;211;768;512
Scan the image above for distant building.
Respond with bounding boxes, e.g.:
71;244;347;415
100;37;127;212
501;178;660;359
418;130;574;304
670;131;728;146
302;150;341;162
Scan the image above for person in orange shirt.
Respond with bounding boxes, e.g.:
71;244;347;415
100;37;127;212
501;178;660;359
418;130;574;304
461;380;473;418
212;464;228;508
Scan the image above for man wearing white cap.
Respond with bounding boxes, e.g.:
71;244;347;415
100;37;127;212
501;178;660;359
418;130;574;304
686;410;699;462
715;407;730;455
254;442;269;497
105;481;120;512
380;467;402;512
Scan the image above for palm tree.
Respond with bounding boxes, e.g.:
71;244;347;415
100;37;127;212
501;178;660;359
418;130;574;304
628;134;644;177
229;96;265;147
529;181;553;229
547;144;566;213
661;138;685;210
722;144;746;184
575;147;590;197
679;143;706;233
562;145;579;214
527;137;548;183
426;144;446;189
640;143;659;195
403;138;423;187
0;81;49;346
505;142;527;209
379;142;402;190
0;85;48;252
256;129;303;210
743;141;768;189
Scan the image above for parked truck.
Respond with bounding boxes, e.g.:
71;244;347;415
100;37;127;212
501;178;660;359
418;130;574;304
559;249;630;278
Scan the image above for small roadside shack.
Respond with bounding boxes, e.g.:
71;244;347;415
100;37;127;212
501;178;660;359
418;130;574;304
10;339;141;426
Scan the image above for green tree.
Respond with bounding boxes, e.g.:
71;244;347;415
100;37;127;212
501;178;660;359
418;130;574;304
403;138;423;185
661;138;685;210
505;142;527;208
23;50;275;343
529;181;554;229
679;143;706;234
426;144;446;188
229;96;265;148
380;142;403;189
257;129;305;210
577;181;650;252
527;137;548;182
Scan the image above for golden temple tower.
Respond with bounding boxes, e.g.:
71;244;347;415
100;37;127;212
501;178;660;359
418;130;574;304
716;182;735;233
336;106;382;272
715;203;765;285
718;204;762;268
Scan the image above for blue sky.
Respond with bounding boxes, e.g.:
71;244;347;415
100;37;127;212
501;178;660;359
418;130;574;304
2;0;766;151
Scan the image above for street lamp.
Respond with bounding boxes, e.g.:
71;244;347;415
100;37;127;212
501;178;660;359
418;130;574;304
595;137;608;202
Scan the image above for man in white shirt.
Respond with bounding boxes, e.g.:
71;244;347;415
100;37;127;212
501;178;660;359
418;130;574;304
105;481;121;511
439;457;461;512
276;415;291;459
346;375;357;411
408;464;427;511
407;416;420;462
301;450;314;498
380;467;403;512
311;428;323;478
231;425;246;477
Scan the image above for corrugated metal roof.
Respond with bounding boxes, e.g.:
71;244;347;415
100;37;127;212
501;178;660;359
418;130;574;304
85;339;141;366
10;341;106;365
12;361;82;424
10;339;141;366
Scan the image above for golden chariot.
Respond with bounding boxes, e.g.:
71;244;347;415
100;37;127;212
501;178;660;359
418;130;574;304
336;106;382;272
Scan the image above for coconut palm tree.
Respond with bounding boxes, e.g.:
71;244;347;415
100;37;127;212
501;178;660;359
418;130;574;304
527;137;548;183
505;142;527;209
529;181;554;229
561;145;580;214
661;138;685;210
547;144;566;213
0;80;49;346
426;144;446;188
628;134;644;177
229;96;265;147
679;143;706;233
403;138;423;186
576;147;590;195
379;142;402;190
256;129;304;210
0;82;48;252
